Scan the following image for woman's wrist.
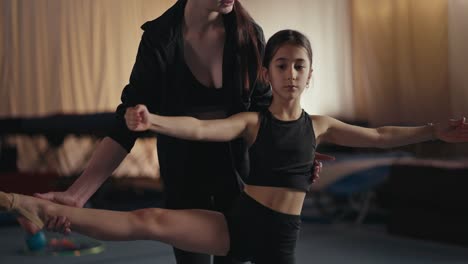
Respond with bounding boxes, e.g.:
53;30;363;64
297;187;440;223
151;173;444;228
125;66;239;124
148;114;158;131
66;185;87;207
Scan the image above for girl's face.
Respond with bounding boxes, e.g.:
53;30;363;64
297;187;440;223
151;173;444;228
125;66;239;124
264;44;312;102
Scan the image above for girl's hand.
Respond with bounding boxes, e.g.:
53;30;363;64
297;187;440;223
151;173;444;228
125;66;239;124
125;104;151;131
435;117;468;143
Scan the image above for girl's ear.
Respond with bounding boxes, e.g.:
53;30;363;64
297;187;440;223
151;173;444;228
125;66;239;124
262;67;269;83
307;69;313;83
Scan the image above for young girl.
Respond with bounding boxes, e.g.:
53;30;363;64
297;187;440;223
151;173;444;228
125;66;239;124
1;29;467;263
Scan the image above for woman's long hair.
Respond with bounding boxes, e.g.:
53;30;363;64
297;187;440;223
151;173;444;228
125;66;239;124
181;0;263;92
233;1;263;93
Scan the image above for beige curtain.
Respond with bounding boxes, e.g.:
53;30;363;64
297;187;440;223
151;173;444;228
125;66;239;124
352;0;450;126
1;0;174;117
0;0;354;119
447;0;468;155
448;0;468;117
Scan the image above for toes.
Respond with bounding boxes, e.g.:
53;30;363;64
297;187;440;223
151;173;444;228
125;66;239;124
0;192;13;210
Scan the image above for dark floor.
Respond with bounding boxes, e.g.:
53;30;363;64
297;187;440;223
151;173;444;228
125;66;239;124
1;222;467;264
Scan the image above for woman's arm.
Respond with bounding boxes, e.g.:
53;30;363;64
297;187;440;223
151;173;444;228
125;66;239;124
33;137;128;234
35;137;127;208
125;104;258;142
312;115;468;148
66;138;128;205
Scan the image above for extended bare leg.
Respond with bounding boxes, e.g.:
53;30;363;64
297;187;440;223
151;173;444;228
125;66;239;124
0;192;230;256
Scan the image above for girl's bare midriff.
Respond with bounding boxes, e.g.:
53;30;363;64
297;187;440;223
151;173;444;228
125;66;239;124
244;184;306;215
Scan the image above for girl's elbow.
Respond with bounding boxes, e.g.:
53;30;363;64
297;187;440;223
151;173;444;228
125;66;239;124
375;135;392;149
374;129;393;149
193;128;204;141
195;122;215;141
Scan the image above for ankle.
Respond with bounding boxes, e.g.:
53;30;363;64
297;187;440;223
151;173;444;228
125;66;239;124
41;201;56;219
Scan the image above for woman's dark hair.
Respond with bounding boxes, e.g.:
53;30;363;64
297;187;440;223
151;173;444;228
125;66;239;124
233;1;262;92
263;29;313;69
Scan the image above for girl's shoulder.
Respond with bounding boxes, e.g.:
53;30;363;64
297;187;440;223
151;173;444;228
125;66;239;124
309;114;330;122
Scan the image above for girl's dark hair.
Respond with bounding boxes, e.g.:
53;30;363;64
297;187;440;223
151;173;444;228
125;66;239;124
233;1;262;92
263;30;313;69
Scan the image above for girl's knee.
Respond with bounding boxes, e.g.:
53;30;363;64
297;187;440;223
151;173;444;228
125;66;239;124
131;208;168;239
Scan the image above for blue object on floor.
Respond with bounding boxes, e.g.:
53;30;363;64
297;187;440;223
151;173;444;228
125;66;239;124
25;230;47;251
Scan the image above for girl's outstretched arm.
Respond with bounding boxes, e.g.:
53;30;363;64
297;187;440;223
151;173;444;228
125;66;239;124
125;104;259;142
312;115;468;148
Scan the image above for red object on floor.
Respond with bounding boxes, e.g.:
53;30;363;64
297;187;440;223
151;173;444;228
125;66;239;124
0;172;61;195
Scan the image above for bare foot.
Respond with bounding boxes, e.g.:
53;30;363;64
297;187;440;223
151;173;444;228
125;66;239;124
0;192;50;232
1;192;73;235
15;193;51;227
15;194;72;235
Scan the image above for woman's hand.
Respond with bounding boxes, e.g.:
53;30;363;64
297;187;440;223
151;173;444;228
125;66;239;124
33;191;81;234
125;104;151;131
311;152;335;183
434;117;468;143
